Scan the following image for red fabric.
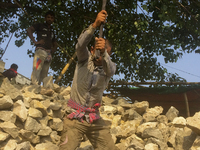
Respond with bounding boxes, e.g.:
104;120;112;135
36;47;52;62
36;58;42;70
67;99;101;123
9;68;17;74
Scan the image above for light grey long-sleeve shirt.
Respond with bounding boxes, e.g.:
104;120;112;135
70;24;116;107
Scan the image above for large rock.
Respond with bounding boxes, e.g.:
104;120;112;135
100;105;117;114
102;96;117;105
60;86;71;96
22;84;41;94
49;102;62;110
19;129;40;144
16;141;34;150
13;100;28;122
0;111;16;123
38;125;52;136
116;97;130;105
24;117;41;133
143;106;163;122
30;100;48;116
0;131;10;142
136;122;158;136
187;112;200;135
23;91;44;101
142;127;164;141
111;115;122;128
166;106;179;122
144;143;159;150
122;134;144;150
53;83;61;93
1;78;23;100
133;101;149;115
0;95;13;109
0;122;19;138
50;131;60;145
147;137;168;150
190;136;200;150
43;76;54;89
173;127;197;150
35;142;59;150
49;118;63;131
172;116;186;128
28;107;43;119
40;87;54;96
3;139;17;150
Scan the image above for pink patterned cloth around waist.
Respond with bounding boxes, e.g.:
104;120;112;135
67;99;101;123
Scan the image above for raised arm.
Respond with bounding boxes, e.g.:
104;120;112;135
75;10;107;63
75;25;95;63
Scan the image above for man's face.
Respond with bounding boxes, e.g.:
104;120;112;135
45;14;55;25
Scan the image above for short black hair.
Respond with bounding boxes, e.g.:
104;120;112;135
10;63;18;70
45;10;55;18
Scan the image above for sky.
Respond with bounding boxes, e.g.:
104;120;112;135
1;35;200;83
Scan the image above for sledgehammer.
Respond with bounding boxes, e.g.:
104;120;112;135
94;0;107;59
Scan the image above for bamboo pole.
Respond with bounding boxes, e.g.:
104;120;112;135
183;93;190;117
57;43;76;63
55;52;77;83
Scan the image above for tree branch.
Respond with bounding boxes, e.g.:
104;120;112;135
0;2;18;9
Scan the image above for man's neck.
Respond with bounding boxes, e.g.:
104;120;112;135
44;22;51;28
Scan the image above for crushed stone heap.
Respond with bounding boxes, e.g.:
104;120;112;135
0;77;200;150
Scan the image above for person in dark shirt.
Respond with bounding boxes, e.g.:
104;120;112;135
27;10;57;85
3;63;18;81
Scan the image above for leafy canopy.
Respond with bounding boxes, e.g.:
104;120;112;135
1;0;199;85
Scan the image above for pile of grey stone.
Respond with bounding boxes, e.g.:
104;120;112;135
0;77;200;150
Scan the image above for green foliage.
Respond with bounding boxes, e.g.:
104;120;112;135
1;0;200;85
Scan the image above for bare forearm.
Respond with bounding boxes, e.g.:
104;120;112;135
27;27;36;44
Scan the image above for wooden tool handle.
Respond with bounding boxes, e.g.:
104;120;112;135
95;0;107;59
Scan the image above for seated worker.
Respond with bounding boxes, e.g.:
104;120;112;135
2;63;18;81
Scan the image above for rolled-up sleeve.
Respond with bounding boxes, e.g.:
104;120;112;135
75;25;96;63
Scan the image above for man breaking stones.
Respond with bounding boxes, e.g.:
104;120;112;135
59;10;118;150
